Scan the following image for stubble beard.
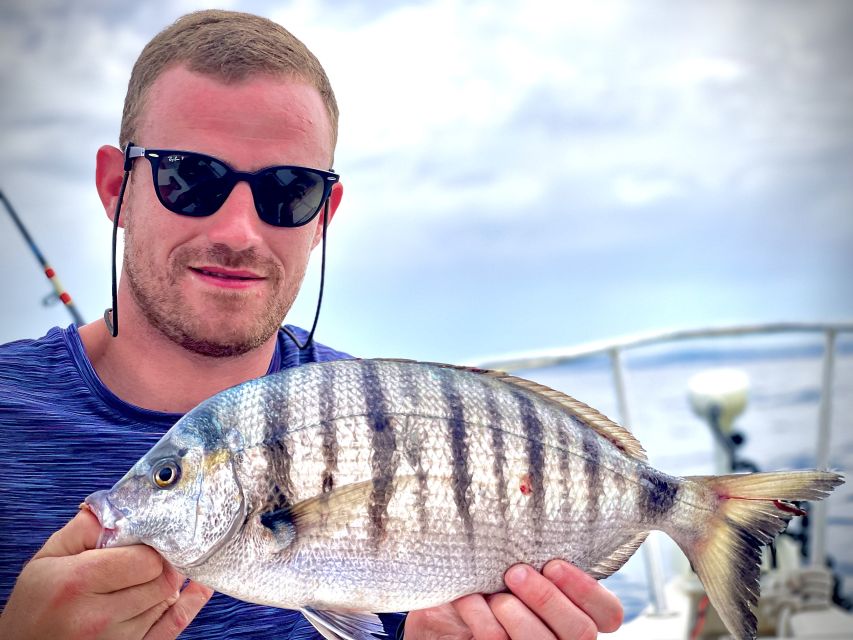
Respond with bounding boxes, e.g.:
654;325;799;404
123;223;302;358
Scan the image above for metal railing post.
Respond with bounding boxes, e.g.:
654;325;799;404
811;329;837;568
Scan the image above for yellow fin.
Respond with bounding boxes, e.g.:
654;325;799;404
370;358;648;462
672;470;844;640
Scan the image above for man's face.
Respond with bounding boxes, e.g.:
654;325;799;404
120;65;336;357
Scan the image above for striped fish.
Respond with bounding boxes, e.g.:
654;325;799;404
85;359;844;640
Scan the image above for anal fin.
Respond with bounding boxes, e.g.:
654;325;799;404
301;608;388;640
586;531;649;580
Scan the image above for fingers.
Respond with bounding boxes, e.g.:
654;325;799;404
160;562;185;594
386;561;625;640
453;594;508;640
109;568;183;621
34;509;102;559
487;590;558;640
504;564;594;639
77;544;166;593
143;581;213;640
542;560;623;633
122;590;182;639
502;561;623;638
404;602;471;640
3;511;195;640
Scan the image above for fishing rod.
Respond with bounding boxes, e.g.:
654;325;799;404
1;189;86;326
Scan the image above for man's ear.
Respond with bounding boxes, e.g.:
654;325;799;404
311;181;344;249
95;145;127;226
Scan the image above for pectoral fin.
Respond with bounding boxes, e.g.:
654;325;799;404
258;480;375;551
259;477;418;552
300;608;388;640
257;506;298;551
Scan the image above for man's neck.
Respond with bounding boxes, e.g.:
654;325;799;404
78;314;278;414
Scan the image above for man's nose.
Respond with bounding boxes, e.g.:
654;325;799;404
203;182;265;250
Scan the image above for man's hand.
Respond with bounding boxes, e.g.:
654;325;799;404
0;509;212;640
403;560;623;639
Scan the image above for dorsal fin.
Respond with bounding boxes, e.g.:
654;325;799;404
365;358;648;462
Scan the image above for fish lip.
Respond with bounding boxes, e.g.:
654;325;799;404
84;489;127;548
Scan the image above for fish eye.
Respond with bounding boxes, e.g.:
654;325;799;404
152;460;181;489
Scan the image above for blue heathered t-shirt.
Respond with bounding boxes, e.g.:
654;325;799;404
0;324;404;639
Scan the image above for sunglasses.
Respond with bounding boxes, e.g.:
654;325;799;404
126;145;339;227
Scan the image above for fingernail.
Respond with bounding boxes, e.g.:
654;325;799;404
505;564;529;587
166;590;180;606
544;560;566;581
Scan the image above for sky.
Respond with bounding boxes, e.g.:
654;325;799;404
1;0;852;363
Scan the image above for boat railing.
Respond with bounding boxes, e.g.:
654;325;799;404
469;321;853;616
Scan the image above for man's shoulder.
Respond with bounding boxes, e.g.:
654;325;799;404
0;326;68;369
277;325;353;366
307;338;353;363
0;325;85;417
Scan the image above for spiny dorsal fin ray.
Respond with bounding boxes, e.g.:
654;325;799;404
366;358;648;462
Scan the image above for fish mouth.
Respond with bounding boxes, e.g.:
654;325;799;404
84;489;134;549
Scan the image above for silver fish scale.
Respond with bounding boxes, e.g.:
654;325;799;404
190;359;661;611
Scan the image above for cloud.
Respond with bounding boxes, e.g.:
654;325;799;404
1;0;852;358
612;175;683;206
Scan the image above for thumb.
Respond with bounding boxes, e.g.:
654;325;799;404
34;507;102;559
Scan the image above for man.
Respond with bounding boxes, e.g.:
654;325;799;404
0;10;622;639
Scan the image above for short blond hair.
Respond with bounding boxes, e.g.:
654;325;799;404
120;10;338;158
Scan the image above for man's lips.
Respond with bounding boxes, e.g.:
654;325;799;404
189;266;266;288
190;266;264;280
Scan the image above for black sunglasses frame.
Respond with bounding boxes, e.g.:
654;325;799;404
126;145;339;227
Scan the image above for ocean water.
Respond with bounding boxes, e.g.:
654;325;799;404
510;333;853;621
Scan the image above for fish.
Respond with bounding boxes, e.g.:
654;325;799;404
84;358;844;640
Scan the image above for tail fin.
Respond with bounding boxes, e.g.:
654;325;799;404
673;470;843;640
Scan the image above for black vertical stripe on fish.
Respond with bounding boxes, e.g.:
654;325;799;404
318;364;338;494
513;390;546;542
554;419;573;522
260;437;294;514
580;425;602;527
485;385;509;525
439;371;475;545
610;462;628;513
399;365;429;537
638;466;679;522
259;385;294;515
361;360;399;546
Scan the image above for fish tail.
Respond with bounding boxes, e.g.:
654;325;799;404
671;470;844;640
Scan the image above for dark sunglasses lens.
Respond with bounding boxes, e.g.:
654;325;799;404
254;169;326;227
154;153;232;216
